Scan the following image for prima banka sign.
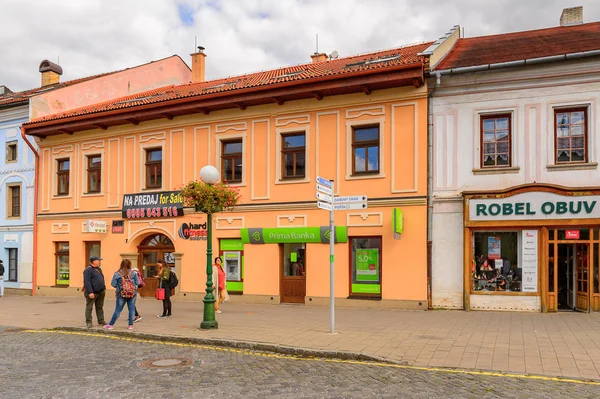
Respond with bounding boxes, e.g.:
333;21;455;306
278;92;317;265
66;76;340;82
469;192;599;221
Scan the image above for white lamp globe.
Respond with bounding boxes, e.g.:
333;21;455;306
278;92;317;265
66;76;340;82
199;165;220;184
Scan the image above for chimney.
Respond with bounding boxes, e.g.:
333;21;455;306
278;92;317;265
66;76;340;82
310;53;328;63
39;60;63;87
560;6;583;26
191;46;206;83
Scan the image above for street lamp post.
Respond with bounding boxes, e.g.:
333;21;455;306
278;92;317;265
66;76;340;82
199;165;220;330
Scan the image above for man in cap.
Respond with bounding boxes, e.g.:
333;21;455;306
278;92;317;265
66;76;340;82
83;256;106;328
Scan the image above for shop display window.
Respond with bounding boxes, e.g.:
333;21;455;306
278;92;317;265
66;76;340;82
350;237;382;296
472;231;532;293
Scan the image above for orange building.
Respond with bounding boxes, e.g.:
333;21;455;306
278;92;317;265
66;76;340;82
24;44;436;309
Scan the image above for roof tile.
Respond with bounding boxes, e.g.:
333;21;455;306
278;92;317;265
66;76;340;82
436;21;600;70
28;42;431;124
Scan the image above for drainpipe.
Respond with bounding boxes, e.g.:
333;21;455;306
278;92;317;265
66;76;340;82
21;126;39;296
426;72;439;310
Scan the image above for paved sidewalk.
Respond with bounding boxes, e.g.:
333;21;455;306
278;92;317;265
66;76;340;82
1;295;600;380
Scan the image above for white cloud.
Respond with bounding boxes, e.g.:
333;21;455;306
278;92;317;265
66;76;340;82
2;0;600;91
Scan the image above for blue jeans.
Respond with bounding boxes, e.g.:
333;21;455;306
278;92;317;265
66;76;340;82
108;295;136;326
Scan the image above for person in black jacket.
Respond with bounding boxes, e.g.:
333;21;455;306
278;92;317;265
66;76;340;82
0;260;5;297
83;256;106;328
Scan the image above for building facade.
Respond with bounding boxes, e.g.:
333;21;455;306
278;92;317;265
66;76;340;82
430;14;600;312
0;56;191;294
0;101;34;292
25;44;437;309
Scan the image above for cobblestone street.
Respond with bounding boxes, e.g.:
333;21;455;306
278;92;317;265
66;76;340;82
0;327;598;399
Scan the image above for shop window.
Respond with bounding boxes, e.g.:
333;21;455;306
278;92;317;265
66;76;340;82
350;237;382;296
8;248;18;282
57;159;70;195
548;243;555;293
481;114;511;168
6;141;17;163
221;140;243;183
555;107;587;164
85;241;101;264
6;184;21;218
281;133;306;179
86;154;102;193
282;243;305;276
351;125;379;175
55;242;70;286
145;148;162;189
472;231;537;293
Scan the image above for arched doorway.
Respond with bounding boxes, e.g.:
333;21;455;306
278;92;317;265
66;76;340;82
137;233;175;297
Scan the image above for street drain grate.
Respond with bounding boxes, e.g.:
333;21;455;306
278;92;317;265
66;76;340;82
140;357;194;369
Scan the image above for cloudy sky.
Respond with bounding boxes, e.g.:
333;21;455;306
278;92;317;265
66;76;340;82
2;0;600;92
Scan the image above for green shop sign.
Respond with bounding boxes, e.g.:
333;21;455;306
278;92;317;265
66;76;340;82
469;192;600;221
220;239;244;251
240;226;348;244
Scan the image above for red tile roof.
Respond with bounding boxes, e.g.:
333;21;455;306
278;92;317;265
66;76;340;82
28;42;431;125
436;21;600;70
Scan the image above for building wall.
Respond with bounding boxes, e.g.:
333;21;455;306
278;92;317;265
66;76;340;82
0;105;35;290
34;86;429;307
30;56;192;119
431;58;600;309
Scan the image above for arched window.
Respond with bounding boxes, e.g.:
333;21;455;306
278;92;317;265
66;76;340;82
140;234;173;248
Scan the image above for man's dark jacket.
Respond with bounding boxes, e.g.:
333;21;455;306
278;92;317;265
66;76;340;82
83;266;106;294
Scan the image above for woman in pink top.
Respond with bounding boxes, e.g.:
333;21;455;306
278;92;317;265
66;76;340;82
214;257;226;314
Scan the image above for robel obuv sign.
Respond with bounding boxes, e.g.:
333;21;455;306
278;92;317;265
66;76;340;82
468;192;599;221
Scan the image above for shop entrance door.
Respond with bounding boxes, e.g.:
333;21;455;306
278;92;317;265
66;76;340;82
280;243;306;304
137;234;175;297
575;244;589;312
556;243;589;312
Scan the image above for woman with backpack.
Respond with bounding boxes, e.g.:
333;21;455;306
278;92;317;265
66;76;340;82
104;259;139;330
155;259;172;318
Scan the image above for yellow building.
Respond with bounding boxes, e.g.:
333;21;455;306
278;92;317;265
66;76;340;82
24;43;438;309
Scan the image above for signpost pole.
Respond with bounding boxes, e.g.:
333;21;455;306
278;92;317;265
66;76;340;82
329;180;335;334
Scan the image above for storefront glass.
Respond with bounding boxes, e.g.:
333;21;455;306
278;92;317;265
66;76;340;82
594;243;599;294
472;231;536;293
55;242;70;286
350;237;382;296
283;243;305;276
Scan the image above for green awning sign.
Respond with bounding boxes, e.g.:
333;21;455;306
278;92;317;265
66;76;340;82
240;226;348;244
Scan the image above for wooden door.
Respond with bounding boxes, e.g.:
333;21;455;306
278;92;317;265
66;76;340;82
546;242;558;312
137;234;175;297
280;243;306;303
575;243;589;312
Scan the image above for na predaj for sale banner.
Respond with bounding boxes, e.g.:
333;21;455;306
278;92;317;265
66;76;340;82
355;249;380;282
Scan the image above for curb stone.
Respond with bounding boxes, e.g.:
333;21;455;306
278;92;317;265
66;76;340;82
53;326;408;365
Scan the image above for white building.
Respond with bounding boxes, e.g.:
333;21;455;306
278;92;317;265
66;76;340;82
429;7;600;312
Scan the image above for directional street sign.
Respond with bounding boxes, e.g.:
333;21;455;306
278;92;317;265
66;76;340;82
316;184;333;196
333;195;367;204
316;176;333;188
333;203;368;211
316;192;332;203
317;201;332;211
